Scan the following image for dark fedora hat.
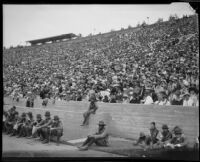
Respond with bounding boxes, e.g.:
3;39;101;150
36;114;42;119
98;121;106;126
21;112;26;117
162;124;169;130
173;126;182;135
53;115;59;120
45;111;50;117
139;132;145;137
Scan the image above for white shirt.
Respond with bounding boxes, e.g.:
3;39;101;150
144;96;154;105
155;99;170;106
183;99;193;106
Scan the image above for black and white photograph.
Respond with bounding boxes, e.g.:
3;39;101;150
2;3;199;160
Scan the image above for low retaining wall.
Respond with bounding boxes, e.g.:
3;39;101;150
4;97;199;145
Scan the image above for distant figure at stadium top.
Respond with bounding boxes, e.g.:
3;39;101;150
3;14;199;106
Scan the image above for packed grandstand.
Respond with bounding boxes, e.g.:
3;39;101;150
3;14;199;107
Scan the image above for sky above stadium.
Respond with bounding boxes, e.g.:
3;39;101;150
3;3;196;48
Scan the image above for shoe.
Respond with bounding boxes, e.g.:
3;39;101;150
6;131;11;135
16;135;22;138
78;146;88;151
80;124;84;126
42;140;49;144
9;133;15;137
26;136;31;139
40;138;45;141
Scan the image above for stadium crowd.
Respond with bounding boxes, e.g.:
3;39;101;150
3;15;199;107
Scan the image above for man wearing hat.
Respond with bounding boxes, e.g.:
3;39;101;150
7;112;20;136
78;121;109;151
81;94;98;126
28;113;44;139
46;115;63;145
156;124;173;148
16;112;27;138
24;112;35;138
36;111;53;144
165;126;186;149
4;107;18;134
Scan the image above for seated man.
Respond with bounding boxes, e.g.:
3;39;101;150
16;112;27;138
146;122;159;146
46;115;63;145
3;109;8;132
4;107;18;134
81;94;98;126
78;121;109;151
160;124;172;143
154;124;173;148
24;112;35;138
7;112;20;136
28;114;44;139
165;126;187;149
34;111;53;144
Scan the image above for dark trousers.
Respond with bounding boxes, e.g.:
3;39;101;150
40;127;63;142
5;122;13;133
145;135;159;145
82;136;107;147
18;125;26;136
26;100;30;107
82;111;93;125
24;125;32;137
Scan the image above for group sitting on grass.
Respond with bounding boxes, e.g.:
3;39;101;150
3;106;63;145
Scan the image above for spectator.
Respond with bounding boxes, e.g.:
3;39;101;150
182;92;193;106
154;91;170;106
141;89;154;105
170;89;183;105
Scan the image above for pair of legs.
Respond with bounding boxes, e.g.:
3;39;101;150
39;127;63;144
5;122;14;134
79;136;107;150
24;125;33;137
16;125;27;137
81;111;91;126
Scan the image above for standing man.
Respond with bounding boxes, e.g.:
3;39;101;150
78;121;109;151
